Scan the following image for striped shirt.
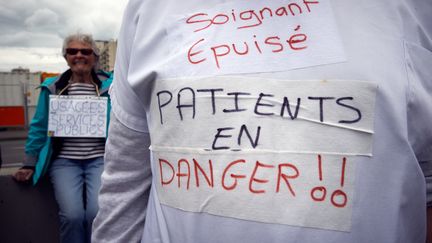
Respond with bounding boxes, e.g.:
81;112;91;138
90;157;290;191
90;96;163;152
57;82;106;160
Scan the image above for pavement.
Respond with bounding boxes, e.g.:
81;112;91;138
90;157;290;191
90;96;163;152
0;167;18;175
0;127;28;141
0;127;28;175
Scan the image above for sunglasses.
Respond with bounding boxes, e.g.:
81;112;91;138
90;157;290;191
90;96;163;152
65;48;94;56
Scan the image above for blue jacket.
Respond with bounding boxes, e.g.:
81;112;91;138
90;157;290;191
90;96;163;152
24;69;112;185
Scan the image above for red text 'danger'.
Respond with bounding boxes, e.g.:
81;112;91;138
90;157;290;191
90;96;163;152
158;155;350;209
159;158;299;196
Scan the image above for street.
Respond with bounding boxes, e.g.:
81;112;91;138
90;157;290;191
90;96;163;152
0;128;27;170
0;139;25;166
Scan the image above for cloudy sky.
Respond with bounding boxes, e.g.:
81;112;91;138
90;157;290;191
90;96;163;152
0;0;128;73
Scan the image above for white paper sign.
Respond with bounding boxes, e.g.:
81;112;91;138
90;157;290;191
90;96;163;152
163;0;346;78
48;95;108;137
149;77;377;231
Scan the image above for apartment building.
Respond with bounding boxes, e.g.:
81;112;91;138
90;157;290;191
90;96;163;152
95;40;117;72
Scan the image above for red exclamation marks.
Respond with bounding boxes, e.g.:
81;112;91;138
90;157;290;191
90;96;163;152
310;155;348;208
330;157;347;208
310;154;327;202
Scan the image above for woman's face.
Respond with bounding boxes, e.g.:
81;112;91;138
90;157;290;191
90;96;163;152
65;40;96;75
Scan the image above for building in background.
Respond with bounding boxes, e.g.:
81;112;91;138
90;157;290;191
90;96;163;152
0;68;42;128
95;40;117;72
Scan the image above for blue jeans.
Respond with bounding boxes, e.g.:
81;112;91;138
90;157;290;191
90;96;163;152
49;157;104;243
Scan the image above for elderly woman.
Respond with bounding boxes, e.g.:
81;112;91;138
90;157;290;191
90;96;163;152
13;33;112;243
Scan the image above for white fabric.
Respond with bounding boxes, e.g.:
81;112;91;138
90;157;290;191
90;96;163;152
93;0;432;242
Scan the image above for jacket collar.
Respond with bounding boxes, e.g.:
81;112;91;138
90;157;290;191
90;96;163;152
44;69;110;95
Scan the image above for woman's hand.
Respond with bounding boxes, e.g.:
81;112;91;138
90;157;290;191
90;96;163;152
13;168;34;182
